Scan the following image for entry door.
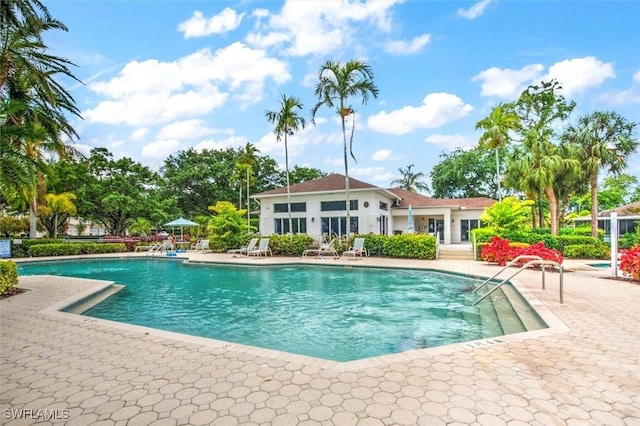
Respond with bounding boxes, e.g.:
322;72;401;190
460;219;480;242
429;219;444;242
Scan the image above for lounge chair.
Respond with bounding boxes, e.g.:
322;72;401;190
193;239;209;252
247;238;273;257
343;237;367;259
303;238;340;259
227;238;258;256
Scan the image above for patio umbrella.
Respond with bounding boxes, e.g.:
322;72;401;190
163;217;198;241
407;205;414;234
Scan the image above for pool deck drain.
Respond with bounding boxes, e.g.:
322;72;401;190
2;254;640;425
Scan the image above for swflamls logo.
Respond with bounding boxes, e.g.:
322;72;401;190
3;408;70;420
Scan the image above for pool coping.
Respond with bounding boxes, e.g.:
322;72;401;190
29;256;571;372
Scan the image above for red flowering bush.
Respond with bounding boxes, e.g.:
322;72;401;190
513;242;563;267
481;236;518;266
481;236;562;267
620;246;640;280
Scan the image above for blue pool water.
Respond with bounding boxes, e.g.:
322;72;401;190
19;258;527;361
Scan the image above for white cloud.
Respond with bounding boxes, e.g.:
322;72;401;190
192;136;248;152
457;0;493;19
83;43;289;126
383;34;431;55
156;119;221;140
324;158;343;166
351;166;394;183
246;0;402;56
472;64;544;98
599;70;640;105
543;56;615;97
142;140;181;159
130;128;149;140
367;93;474;135
425;134;476;150
473;57;615;99
178;8;244;38
372;149;393;161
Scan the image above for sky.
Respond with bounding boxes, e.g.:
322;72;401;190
46;0;640;190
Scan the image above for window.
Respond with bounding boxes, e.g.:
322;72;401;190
379;201;388;211
320;217;358;238
320;200;358;211
274;202;306;213
274;218;307;235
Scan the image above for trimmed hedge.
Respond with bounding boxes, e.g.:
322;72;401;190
563;244;610;259
268;234;315;256
0;260;18;295
28;243;127;257
381;233;437;259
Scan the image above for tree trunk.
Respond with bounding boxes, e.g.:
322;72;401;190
590;170;599;237
285;134;292;237
29;195;37;238
246;168;250;231
545;186;559;235
495;148;501;201
342;115;350;239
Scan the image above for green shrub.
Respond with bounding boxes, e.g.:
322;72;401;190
563;244;610;259
560;226;601;237
382;234;437;259
0;260;18;295
471;227;496;244
268;234;315;256
26;242;127;257
620;232;640;250
29;244;82;257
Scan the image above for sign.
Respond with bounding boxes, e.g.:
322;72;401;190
0;240;11;258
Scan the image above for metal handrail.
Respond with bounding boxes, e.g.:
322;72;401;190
473;258;564;305
472;255;543;294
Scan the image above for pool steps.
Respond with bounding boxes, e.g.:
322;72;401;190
63;284;125;314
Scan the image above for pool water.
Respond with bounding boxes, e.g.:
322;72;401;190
19;258;536;362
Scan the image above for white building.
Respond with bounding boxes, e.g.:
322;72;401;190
252;174;494;244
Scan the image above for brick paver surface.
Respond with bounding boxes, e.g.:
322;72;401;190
1;253;639;425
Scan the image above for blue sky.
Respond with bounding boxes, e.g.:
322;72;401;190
47;0;640;189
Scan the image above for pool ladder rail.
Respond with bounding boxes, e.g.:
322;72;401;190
472;255;564;305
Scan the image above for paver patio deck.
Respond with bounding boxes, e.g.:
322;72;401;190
1;252;639;425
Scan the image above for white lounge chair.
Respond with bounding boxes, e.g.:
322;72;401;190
343;237;366;259
194;239;209;252
227;238;258;256
303;238;340;259
247;238;273;257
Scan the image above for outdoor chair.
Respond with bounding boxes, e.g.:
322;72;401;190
343;237;367;259
247;238;273;257
227;238;258;256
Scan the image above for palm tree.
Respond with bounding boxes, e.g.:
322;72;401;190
1;1;82;237
311;59;379;238
507;129;579;235
475;103;519;201
237;143;260;231
564;111;638;237
390;164;430;193
265;94;306;235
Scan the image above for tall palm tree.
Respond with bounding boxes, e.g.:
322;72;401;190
311;59;378;238
1;1;82;237
507;129;579;235
265;94;306;235
237;143;260;231
564;111;638;237
475;103;519;201
390;164;430;193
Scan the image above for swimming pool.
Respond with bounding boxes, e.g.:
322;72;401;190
19;258;545;362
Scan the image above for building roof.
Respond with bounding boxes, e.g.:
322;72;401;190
600;201;640;217
387;188;495;209
253;173;383;197
253;175;496;210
